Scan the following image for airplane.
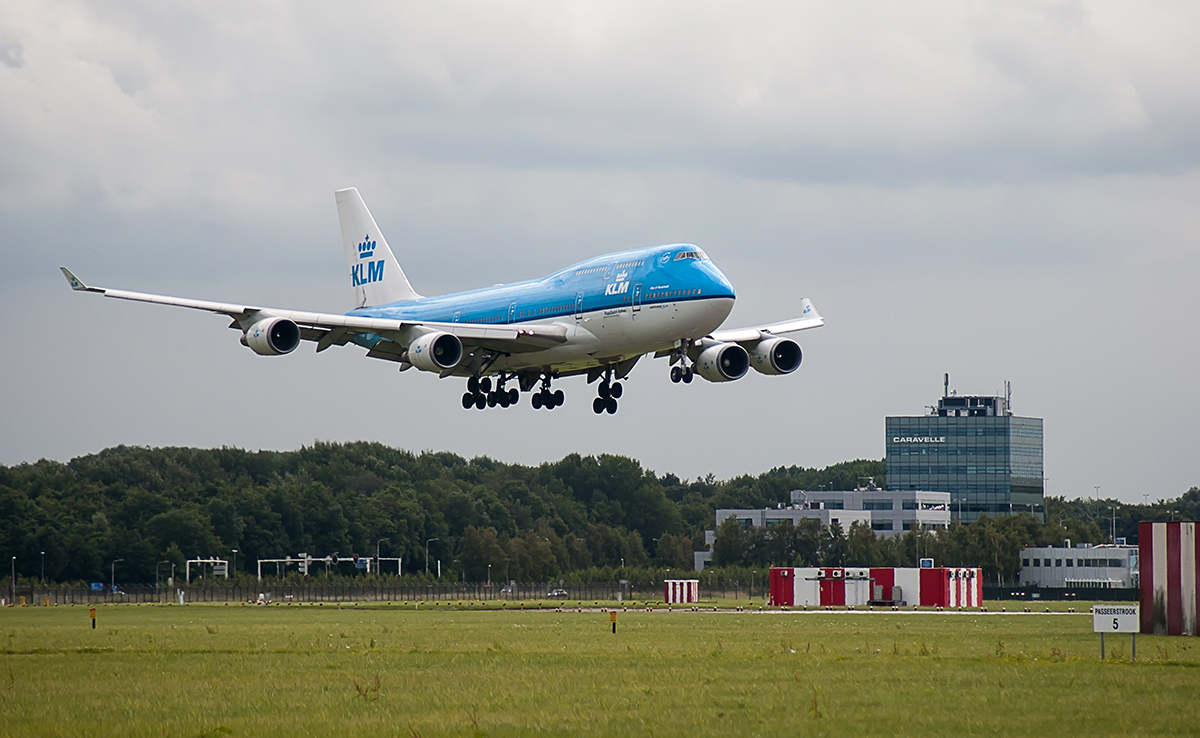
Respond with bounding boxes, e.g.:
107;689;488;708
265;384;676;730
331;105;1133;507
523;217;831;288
61;188;823;414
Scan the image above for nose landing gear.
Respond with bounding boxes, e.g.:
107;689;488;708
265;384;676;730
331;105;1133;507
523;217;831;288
669;365;694;383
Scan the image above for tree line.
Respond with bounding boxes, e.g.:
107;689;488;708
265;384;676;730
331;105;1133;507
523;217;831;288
0;442;1195;585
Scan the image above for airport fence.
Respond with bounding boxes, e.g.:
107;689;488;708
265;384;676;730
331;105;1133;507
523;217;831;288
2;581;769;606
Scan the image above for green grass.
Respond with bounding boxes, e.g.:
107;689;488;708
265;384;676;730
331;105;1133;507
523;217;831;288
1;602;1196;736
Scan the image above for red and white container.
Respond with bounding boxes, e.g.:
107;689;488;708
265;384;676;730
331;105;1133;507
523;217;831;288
664;579;699;604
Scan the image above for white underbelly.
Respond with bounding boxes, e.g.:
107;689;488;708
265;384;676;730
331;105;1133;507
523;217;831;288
494;297;734;373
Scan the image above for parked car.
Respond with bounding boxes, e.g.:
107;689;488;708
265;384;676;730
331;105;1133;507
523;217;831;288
546;588;569;598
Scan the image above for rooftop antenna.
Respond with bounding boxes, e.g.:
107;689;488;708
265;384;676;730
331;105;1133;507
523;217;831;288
944;373;949;399
1006;380;1012;414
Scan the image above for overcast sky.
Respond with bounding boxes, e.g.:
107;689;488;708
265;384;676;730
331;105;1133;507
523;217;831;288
2;2;1197;503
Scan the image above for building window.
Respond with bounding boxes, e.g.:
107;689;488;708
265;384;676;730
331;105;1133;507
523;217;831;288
1055;559;1062;567
864;500;893;511
1043;559;1050;567
1022;559;1030;567
1065;559;1073;567
902;500;918;510
1110;559;1125;568
1033;559;1039;567
818;501;844;510
871;520;894;531
903;522;913;531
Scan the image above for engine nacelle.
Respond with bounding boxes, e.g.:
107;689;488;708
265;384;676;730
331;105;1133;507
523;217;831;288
243;317;301;356
695;342;749;382
408;331;464;372
750;337;802;375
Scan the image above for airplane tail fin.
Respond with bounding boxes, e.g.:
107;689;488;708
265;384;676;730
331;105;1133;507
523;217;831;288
335;188;421;308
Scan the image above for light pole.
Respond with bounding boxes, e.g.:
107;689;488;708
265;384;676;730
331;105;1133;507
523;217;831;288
376;538;389;575
1109;507;1116;544
425;538;438;575
41;551;45;583
111;558;124;592
10;557;14;604
231;549;238;578
487;563;491;586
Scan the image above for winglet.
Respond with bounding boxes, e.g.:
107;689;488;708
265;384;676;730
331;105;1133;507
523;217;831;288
798;297;822;323
60;267;102;292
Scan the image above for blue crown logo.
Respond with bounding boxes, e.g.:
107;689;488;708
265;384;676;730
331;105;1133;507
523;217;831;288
358;236;376;260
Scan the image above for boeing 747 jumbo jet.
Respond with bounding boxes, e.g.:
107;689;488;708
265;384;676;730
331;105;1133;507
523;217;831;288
62;188;823;414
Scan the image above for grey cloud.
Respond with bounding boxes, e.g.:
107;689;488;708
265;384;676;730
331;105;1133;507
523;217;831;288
1;2;1197;502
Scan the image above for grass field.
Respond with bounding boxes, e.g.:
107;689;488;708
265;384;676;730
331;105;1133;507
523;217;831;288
1;601;1197;736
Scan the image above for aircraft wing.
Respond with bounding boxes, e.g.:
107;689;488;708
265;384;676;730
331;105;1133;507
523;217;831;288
708;297;824;345
60;268;569;359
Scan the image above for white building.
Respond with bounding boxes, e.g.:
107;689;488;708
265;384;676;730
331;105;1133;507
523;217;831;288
788;486;952;536
1019;543;1138;589
695;487;953;571
715;506;872;533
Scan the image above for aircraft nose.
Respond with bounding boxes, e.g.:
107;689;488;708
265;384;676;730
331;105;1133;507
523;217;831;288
704;262;736;299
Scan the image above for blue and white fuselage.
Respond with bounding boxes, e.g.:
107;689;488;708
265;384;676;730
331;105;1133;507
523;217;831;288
61;187;822;414
349;244;736;376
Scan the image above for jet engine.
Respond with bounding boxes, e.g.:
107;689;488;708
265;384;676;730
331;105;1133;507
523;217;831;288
749;337;802;375
408;331;464;372
695;342;749;382
242;317;301;356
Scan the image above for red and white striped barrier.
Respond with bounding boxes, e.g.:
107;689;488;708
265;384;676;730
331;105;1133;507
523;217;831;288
1139;521;1198;636
664;579;699;604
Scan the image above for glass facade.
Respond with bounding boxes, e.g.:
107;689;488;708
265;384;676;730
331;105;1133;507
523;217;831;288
885;405;1043;523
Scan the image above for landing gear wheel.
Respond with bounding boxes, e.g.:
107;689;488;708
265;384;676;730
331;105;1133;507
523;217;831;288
487;392;497;408
499;391;510;408
475;394;487;410
480;377;492;393
682;367;694;383
593;397;606;414
468;377;479;393
532;393;543;409
670;366;681;383
610;382;623;399
606;397;618;414
508;388;519;405
462;393;474;409
598;382;611;399
553;389;564;407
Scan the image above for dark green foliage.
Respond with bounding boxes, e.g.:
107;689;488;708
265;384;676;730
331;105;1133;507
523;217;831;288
0;443;1193;586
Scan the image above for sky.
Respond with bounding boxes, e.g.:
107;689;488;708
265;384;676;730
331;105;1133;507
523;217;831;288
1;1;1197;503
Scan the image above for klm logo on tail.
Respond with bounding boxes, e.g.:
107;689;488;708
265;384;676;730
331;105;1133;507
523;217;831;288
353;234;384;286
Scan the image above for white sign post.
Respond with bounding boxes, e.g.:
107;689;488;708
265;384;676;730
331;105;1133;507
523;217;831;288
1093;604;1139;660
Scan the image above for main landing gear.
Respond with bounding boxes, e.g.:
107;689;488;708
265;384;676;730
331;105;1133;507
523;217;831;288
462;374;520;410
592;368;622;415
530;374;564;410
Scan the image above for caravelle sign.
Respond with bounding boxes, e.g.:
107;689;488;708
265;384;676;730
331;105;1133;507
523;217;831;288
892;436;946;443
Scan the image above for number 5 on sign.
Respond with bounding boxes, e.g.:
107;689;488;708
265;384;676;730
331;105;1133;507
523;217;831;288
1093;605;1138;633
1093;604;1138;661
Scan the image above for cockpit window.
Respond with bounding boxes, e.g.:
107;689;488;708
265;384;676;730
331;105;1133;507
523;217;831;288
673;249;708;261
